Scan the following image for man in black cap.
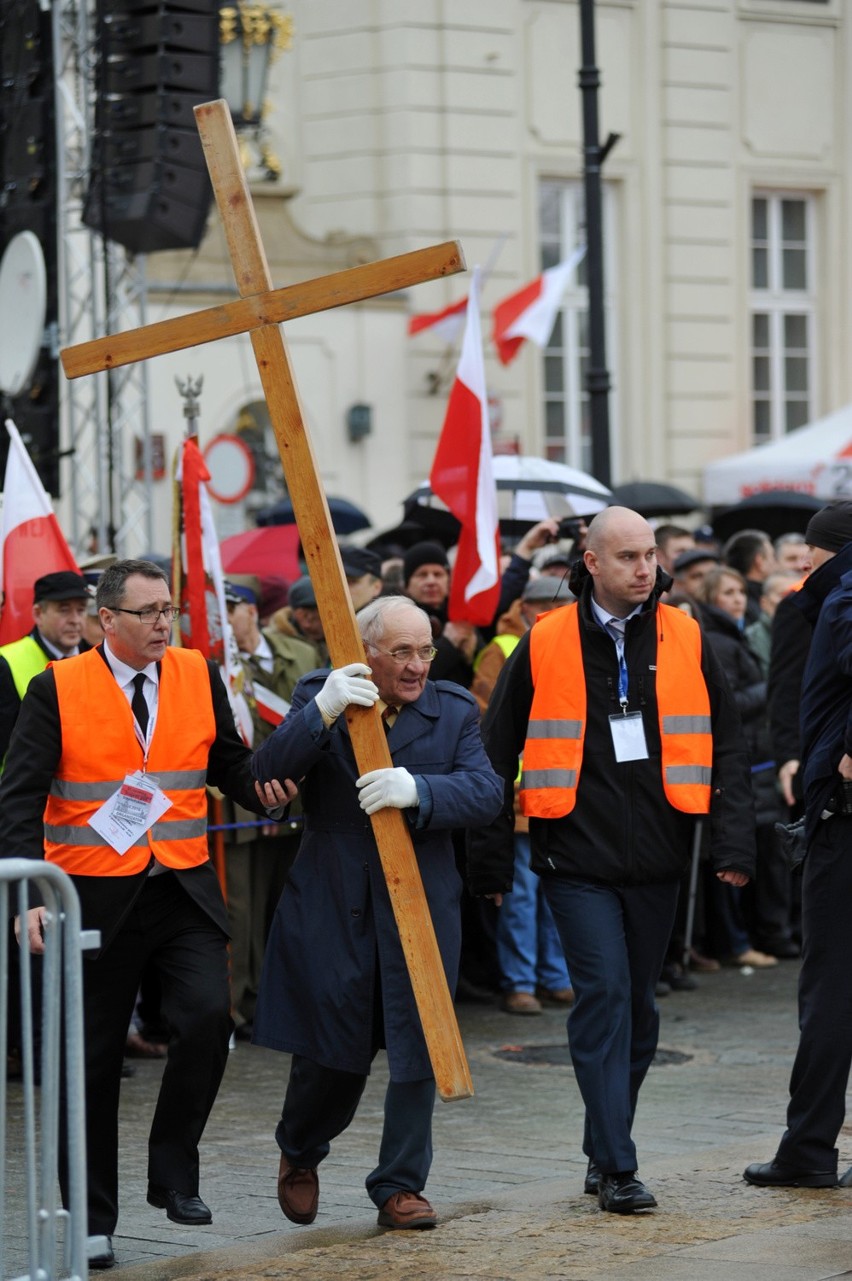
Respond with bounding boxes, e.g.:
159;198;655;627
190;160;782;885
769;502;852;809
341;547;383;612
745;500;852;1190
267;575;328;666
669;548;721;605
0;570;91;766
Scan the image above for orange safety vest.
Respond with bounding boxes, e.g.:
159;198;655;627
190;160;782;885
520;602;712;819
44;647;216;876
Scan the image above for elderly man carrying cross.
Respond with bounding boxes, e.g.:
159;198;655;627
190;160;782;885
251;594;502;1229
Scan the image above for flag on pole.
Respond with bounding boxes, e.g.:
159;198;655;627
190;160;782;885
429;268;500;627
0;418;80;645
492;246;587;366
407;296;468;344
173;435;254;744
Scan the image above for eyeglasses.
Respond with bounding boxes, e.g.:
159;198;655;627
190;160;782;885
368;644;437;665
111;606;181;625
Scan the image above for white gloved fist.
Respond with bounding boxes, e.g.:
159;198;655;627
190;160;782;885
315;663;379;722
357;767;419;815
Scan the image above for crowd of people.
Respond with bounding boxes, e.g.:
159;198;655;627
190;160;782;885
3;497;852;1262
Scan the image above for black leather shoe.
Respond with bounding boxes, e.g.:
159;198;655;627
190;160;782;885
147;1184;213;1224
598;1172;657;1213
839;1167;852;1187
743;1160;837;1188
89;1235;115;1269
583;1159;601;1195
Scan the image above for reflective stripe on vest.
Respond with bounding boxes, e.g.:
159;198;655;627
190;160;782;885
45;647;216;876
654;604;712;810
519;601;712;818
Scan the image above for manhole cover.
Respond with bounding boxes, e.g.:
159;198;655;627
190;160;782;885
494;1043;692;1067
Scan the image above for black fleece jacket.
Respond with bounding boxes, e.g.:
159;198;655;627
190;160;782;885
467;565;756;894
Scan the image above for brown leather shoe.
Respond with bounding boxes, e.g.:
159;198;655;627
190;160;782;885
500;990;542;1015
536;986;575;1007
377;1190;438;1229
277;1155;319;1224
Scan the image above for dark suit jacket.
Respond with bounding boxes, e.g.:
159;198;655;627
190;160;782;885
0;646;265;956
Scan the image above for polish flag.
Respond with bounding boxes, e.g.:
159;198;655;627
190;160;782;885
492;246;587;366
173;435;254;745
0;419;80;645
429;268;500;626
407;296;468;344
254;683;290;729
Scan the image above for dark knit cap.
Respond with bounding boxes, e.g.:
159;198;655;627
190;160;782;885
803;502;852;554
341;546;382;579
403;541;449;584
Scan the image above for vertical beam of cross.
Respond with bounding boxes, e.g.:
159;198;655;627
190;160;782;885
61;100;473;1101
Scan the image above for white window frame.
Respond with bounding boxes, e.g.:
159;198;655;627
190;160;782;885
538;178;618;474
749;191;818;444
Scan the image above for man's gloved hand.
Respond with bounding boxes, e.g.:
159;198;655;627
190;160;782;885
315;663;379;722
357;767;419;815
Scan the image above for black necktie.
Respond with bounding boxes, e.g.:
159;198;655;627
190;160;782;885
131;673;149;739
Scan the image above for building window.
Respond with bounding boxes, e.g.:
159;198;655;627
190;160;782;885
750;193;817;443
538;178;616;474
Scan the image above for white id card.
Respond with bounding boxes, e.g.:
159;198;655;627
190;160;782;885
88;770;173;856
608;712;649;763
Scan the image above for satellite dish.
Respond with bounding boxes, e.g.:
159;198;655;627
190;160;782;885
0;231;47;397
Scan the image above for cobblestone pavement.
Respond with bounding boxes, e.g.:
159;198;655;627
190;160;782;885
5;961;852;1279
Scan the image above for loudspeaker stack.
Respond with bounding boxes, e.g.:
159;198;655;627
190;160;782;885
82;0;220;255
0;0;60;494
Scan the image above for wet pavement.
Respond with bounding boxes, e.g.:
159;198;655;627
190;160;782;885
5;960;852;1279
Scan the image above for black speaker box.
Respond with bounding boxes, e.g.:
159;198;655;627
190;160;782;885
81;0;220;255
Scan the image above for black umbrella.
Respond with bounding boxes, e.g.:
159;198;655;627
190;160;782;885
711;490;823;543
255;495;372;534
610;480;700;518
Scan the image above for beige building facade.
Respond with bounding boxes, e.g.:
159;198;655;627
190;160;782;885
136;0;850;546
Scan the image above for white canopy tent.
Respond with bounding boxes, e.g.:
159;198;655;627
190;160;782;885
703;403;852;507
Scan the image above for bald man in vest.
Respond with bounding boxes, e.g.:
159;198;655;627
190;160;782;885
468;507;755;1213
0;559;290;1268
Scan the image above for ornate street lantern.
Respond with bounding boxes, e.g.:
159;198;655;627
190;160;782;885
219;3;293;178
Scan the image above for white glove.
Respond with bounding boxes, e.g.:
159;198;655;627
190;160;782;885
357;767;419;815
315;663;379;722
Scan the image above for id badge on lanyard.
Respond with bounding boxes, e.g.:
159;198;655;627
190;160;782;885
88;770;173;856
607;636;648;762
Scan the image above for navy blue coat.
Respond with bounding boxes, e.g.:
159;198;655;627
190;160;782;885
794;545;852;841
250;673;503;1081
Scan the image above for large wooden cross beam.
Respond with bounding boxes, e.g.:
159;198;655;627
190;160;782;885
60;100;472;1102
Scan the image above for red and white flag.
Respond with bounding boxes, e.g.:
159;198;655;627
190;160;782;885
173;435;254;745
407;295;468;344
0;418;80;645
254;683;290;730
430;268;500;626
492;246;586;366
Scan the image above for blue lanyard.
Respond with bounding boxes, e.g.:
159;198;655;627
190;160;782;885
602;619;629;710
615;639;628;709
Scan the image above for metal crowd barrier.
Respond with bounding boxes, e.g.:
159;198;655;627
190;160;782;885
1;860;100;1281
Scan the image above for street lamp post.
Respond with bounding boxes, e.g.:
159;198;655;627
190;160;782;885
578;0;619;488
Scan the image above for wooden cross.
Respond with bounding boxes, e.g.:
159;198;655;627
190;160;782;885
60;99;473;1102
